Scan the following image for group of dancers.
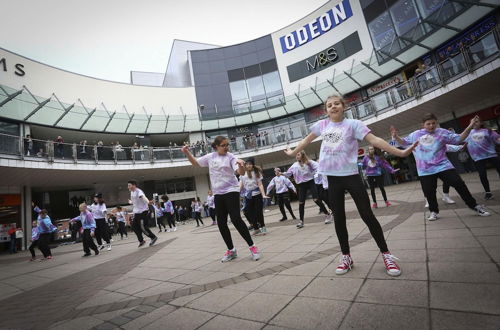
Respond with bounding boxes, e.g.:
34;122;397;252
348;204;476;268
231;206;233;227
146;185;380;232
28;94;498;278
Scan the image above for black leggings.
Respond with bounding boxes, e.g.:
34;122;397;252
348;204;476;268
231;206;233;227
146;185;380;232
118;221;128;238
132;211;157;243
276;192;296;219
29;240;38;258
38;233;52;258
215;192;253;250
166;213;176;228
367;175;388;203
327;175;388;255
195;212;204;226
316;184;332;211
157;216;167;230
246;194;266;229
419;169;477;214
95;218;110;245
82;229;98;254
298;179;328;221
474;156;500;193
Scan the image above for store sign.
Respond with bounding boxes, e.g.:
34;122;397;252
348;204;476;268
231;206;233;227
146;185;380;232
286;32;362;83
367;73;404;96
0;58;25;76
279;0;353;53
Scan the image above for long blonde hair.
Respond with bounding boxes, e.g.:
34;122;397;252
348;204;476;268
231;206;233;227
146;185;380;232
297;151;310;165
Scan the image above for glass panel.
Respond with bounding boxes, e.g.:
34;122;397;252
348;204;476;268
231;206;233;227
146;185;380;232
390;0;420;36
81;112;109;131
262;71;283;100
468;33;499;64
246;76;266;105
126;114;149;133
440;52;467;80
234;114;252;126
356;100;375;118
229;80;249;115
166;116;185;133
371;92;393;111
106;113;130;133
201;119;219;131
392;81;414;104
415;66;440;92
28;100;64;125
147;115;167;134
184;118;202;131
416;0;446;18
369;11;396;50
1;92;38;121
0;133;20;155
251;110;270;122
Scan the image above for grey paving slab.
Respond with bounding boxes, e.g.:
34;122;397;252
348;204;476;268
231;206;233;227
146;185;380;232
429;262;500;283
299;277;364;301
49;316;103;330
142;307;215;330
186;288;249;313
198;315;264;330
255;275;314;296
431;309;500;330
122;304;176;330
356;279;428;308
222;292;294;323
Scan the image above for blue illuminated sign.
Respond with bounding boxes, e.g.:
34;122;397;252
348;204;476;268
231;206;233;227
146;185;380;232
279;0;353;54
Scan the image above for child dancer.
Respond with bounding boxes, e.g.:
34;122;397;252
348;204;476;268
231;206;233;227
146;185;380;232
285;152;330;228
266;168;297;221
192;198;204;227
392;113;490;221
285;95;417;276
182;136;261;262
28;220;39;261
71;203;99;257
127;180;158;247
240;158;269;235
36;209;56;261
465;118;500;200
154;201;167;233
207;190;217;225
161;195;177;232
89;193;111;251
315;173;333;224
113;206;128;239
362;146;399;208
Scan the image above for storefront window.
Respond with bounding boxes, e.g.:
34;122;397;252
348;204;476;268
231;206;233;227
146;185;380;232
230;80;250;114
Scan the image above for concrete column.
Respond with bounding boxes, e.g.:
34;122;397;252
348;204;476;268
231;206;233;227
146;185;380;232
22;185;32;250
194;174;210;201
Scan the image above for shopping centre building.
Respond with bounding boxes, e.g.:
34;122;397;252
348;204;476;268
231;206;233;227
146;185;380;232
0;0;499;250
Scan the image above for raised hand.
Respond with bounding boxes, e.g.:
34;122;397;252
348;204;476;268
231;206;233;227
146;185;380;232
284;147;294;156
181;145;190;154
399;141;419;157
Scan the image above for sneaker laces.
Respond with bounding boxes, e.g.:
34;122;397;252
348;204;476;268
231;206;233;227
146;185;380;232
383;253;400;269
224;249;233;256
337;255;352;270
249;246;258;254
476;205;487;212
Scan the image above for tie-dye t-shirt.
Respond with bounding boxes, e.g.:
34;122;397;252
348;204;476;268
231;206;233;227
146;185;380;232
241;172;262;196
465;128;500;161
285;160;318;184
206;195;215;208
402;128;461;176
198;152;240;195
310;119;371;176
266;176;296;194
362;155;396;176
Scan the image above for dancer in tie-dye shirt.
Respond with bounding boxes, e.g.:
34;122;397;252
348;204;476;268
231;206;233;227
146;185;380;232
465;118;500;200
392;113;490;221
362;146;398;208
285;152;330;228
182;136;261;262
285;95;417;277
206;190;217;225
266;168;297;221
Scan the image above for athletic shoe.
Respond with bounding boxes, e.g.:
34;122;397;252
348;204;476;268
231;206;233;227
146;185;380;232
252;228;261;236
335;254;353;275
324;214;332;224
382;252;401;277
46;256;53;260
427;212;439;221
424;200;429;208
385;201;392;207
167;229;171;233
149;237;158;246
138;241;146;247
82;253;91;257
98;245;105;251
107;244;112;251
94;249;100;256
221;248;237;262
372;203;378;209
296;221;304;229
260;227;267;235
173;227;177;232
442;195;456;204
279;218;288;222
475;205;490;217
249;246;261;261
485;192;493;200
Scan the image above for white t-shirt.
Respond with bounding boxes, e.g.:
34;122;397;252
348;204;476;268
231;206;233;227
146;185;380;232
89;203;107;219
197;152;240;195
131;188;149;214
241;172;262;196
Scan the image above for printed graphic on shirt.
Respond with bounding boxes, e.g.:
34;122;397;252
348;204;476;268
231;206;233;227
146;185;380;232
322;129;344;148
368;159;377;167
470;132;485;143
419;134;435;147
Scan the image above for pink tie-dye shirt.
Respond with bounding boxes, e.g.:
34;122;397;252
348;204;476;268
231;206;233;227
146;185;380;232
198;152;240;195
310;118;371;176
285;160;318;184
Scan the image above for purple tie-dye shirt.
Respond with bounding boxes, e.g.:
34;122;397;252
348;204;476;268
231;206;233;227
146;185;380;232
198;152;240;195
310;118;371;176
465;128;500;161
266;175;296;194
285;160;318;184
206;195;215;208
402;128;461;176
362;155;396;176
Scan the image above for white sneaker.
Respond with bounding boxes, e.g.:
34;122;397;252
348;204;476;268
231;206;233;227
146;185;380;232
335;254;353;275
107;244;112;251
249;245;261;261
424;200;429;208
427;212;439;221
442;195;456;204
221;248;237;262
167;229;171;233
475;205;490;217
324;214;332;224
173;227;177;232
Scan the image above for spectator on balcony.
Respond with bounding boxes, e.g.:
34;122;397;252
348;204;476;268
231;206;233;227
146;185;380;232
25;134;34;156
79;140;88;159
55;136;64;158
96;140;104;160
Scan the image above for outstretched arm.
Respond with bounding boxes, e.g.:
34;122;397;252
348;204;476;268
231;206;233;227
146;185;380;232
364;133;418;158
284;133;317;157
181;145;201;167
459;115;479;143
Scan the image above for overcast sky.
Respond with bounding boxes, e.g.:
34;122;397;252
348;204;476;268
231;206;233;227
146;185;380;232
1;0;327;82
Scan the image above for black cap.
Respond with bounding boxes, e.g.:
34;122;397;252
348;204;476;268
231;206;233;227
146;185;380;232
245;158;255;165
94;193;103;198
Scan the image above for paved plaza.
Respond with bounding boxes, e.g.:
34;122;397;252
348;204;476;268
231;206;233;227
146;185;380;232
0;171;499;330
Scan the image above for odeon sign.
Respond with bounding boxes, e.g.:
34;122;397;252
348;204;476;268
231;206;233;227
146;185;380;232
279;0;353;53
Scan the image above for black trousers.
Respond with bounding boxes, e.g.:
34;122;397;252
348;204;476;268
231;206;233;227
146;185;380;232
209;208;216;222
133;211;157;243
474;156;500;193
82;229;98;254
195;212;204;226
276;192;296;219
316;184;332;211
214;192;253;250
95;218;110;245
327;175;388;255
157;216;167;230
38;233;52;258
118;221;127;238
246;194;265;229
29;240;38;258
419;169;477;214
166;213;176;228
298;179;328;221
367;175;388;203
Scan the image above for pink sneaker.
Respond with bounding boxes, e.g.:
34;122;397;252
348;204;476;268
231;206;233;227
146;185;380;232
385;201;392;207
382;252;401;276
249;245;261;261
335;254;353;275
372;203;378;209
221;249;237;262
